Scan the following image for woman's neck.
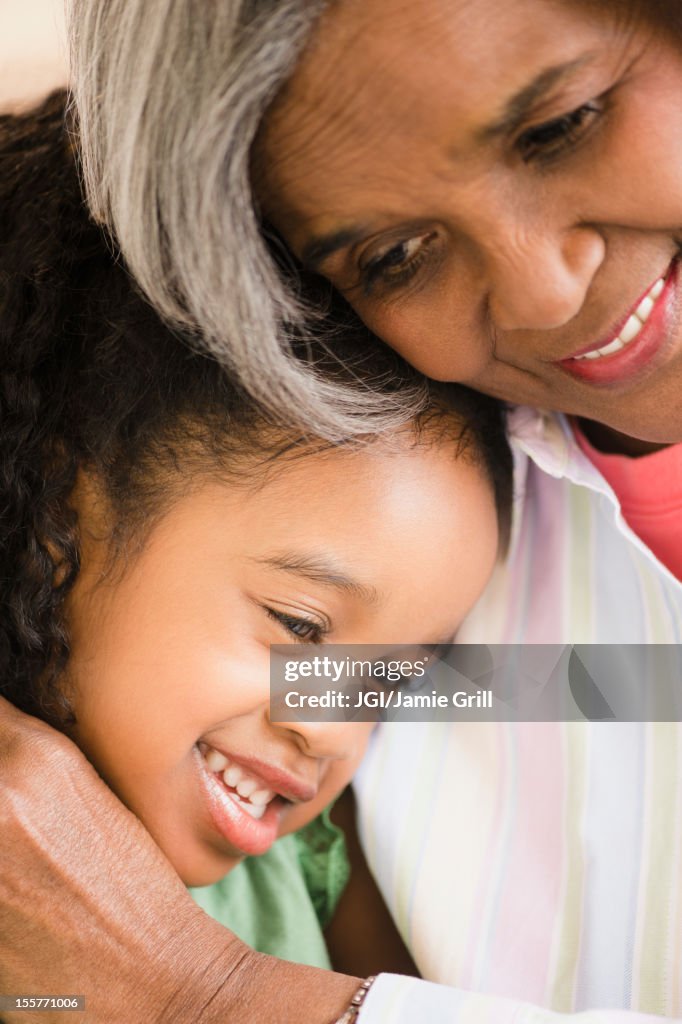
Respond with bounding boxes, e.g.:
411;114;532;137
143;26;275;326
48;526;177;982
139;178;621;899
578;418;673;457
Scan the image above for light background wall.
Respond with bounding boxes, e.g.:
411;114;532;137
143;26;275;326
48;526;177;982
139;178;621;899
0;0;67;112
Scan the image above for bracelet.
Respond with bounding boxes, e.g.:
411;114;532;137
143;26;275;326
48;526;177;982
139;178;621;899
331;977;376;1024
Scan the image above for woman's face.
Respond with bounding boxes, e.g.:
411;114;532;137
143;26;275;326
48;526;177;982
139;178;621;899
63;432;497;886
260;0;682;444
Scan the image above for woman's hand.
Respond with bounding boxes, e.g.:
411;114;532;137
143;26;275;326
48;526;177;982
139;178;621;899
0;697;360;1023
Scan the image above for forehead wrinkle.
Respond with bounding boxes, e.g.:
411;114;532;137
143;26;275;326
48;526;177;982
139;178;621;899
282;65;403;154
320;0;478;59
262;80;417;226
270;0;465;174
267;1;546;196
262;75;383;207
262;0;637;236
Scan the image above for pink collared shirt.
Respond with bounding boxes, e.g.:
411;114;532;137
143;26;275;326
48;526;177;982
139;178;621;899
573;425;682;582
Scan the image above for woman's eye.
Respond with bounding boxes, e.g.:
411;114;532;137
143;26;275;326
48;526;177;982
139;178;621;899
361;231;437;294
266;608;326;644
517;102;601;163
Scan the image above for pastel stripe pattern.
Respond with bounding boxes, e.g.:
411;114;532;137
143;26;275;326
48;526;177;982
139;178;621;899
354;409;682;1023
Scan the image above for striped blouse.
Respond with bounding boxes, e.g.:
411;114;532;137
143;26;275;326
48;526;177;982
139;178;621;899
354;407;682;1023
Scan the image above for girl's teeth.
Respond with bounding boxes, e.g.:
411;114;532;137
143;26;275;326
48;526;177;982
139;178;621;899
224;765;242;788
202;745;275;813
205;749;229;773
250;789;275;807
241;802;266;820
236;778;258;799
573;277;664;361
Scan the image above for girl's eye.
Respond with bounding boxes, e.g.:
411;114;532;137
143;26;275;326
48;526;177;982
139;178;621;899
517;102;602;163
360;230;438;294
266;608;326;644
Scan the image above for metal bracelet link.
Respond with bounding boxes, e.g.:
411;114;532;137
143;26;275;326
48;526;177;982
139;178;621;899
331;977;377;1024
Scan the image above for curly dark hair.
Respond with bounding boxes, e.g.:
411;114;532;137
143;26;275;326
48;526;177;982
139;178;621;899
0;93;512;729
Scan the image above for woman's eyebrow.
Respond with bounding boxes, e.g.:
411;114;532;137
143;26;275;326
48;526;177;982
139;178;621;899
477;54;597;142
301;225;371;271
252;552;380;604
299;58;598;269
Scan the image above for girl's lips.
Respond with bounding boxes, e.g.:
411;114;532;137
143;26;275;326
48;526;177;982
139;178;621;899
558;260;679;386
193;745;284;857
200;741;318;804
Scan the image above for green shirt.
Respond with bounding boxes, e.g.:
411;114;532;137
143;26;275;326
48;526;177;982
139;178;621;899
188;807;349;969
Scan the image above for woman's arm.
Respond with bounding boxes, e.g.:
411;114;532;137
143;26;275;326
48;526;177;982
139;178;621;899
0;697;360;1024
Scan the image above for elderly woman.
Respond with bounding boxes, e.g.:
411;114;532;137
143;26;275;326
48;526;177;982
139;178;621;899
1;0;681;1022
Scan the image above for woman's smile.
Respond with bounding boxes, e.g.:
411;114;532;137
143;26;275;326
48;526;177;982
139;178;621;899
558;260;678;381
258;0;682;443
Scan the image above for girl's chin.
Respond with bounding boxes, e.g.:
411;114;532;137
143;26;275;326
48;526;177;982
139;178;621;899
153;834;246;889
178;855;245;889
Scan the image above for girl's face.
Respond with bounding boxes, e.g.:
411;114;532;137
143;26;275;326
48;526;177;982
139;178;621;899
259;0;682;444
64;434;498;886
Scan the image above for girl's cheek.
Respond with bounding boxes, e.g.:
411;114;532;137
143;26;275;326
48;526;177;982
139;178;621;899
279;731;373;834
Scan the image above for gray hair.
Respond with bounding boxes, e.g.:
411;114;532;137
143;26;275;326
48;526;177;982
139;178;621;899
66;0;429;440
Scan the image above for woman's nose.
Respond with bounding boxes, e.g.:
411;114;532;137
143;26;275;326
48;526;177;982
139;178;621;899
482;219;606;334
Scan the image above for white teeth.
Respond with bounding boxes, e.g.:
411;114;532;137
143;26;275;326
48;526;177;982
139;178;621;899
241;802;266;820
597;337;625;358
202;745;275;812
205;749;229;773
224;765;242;788
236;778;258;799
250;789;275;807
635;295;655;321
620;314;642;344
572;276;664;361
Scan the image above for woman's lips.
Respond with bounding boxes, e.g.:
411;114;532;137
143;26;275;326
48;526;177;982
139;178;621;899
558;260;678;386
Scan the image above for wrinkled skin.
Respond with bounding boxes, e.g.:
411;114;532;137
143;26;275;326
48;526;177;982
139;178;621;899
259;0;682;449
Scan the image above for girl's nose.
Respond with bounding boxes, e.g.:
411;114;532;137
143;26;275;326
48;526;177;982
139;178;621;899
478;212;605;334
269;714;369;762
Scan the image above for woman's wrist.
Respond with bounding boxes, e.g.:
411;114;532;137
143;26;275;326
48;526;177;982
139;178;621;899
330;977;377;1024
165;936;363;1024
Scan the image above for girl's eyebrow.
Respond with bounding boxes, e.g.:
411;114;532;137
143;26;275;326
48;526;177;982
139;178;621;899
476;54;597;143
252;552;380;605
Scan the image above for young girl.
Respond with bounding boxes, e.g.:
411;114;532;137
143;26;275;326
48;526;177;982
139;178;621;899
0;96;511;976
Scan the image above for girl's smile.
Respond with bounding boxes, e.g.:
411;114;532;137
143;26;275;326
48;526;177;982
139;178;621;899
63;434;499;886
194;743;313;858
258;0;682;445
